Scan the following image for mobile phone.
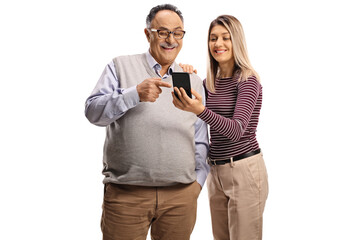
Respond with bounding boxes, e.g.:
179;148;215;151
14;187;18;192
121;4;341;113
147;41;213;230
172;72;192;100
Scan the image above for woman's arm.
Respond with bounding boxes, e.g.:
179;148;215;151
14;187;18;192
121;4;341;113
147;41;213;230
199;77;261;141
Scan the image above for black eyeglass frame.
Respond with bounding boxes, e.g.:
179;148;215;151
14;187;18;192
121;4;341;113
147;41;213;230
149;28;186;40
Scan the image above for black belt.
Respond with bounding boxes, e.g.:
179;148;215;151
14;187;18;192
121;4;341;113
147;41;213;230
208;149;261;166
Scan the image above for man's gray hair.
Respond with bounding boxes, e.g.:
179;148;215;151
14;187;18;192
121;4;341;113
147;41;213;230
146;4;184;28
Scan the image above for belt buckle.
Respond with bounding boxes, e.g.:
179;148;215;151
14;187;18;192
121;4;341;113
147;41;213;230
208;158;216;166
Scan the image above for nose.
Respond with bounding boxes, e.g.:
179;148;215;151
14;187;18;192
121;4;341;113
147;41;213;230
166;33;176;43
214;39;223;47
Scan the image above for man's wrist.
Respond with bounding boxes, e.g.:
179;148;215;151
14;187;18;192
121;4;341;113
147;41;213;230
123;85;140;105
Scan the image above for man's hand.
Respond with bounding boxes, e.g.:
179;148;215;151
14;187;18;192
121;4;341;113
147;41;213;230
136;78;171;102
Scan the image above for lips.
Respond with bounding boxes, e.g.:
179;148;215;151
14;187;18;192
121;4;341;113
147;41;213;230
162;46;175;51
160;43;178;51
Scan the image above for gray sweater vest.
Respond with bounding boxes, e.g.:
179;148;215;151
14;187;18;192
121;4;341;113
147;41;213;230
102;53;203;186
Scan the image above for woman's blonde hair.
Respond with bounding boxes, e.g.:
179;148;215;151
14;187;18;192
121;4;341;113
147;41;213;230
206;15;260;92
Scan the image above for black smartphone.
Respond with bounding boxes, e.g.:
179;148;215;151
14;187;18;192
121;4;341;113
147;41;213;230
172;72;192;100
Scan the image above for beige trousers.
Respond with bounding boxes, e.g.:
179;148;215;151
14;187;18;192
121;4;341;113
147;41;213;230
101;181;201;240
207;153;269;240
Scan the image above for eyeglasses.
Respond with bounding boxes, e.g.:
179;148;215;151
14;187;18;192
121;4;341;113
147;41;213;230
149;28;186;40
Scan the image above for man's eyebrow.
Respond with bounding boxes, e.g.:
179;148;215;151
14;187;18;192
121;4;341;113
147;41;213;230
157;26;183;30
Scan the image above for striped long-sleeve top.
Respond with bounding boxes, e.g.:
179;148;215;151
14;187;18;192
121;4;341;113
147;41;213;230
198;76;262;160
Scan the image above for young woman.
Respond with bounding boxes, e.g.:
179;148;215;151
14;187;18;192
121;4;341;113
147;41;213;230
172;15;268;240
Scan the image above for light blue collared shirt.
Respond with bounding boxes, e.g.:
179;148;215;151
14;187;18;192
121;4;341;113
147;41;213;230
85;52;209;187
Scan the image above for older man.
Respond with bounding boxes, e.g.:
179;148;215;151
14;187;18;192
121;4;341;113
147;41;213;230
85;4;209;240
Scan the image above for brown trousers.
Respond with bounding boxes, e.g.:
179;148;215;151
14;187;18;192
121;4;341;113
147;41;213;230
101;181;201;240
207;152;269;240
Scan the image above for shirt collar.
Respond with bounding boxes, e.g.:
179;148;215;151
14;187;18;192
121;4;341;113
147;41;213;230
145;50;175;78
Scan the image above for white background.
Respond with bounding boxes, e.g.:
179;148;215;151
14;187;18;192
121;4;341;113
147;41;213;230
1;0;359;239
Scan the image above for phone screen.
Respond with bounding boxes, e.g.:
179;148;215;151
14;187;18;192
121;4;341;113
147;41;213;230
172;72;192;100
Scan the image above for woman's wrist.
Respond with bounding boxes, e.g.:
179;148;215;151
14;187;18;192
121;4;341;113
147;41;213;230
195;105;206;115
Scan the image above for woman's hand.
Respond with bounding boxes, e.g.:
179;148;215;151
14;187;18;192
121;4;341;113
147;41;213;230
172;87;205;115
179;63;197;74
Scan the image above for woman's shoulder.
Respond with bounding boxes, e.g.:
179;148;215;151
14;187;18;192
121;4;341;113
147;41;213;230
239;75;260;85
237;75;262;92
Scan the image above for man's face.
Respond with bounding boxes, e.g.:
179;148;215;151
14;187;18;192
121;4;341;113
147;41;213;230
145;10;184;67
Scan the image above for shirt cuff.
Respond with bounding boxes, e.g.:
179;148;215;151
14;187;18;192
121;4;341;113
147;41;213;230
122;85;140;107
197;107;210;120
196;168;209;188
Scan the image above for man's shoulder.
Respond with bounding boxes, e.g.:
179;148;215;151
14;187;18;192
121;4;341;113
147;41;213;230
112;53;145;62
189;73;202;82
112;53;147;71
189;73;203;92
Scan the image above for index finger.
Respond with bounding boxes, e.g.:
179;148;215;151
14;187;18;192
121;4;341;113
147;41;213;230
153;78;171;88
154;79;171;88
191;88;202;99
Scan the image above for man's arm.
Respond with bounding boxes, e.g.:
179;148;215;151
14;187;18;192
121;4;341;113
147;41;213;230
85;61;139;126
194;86;210;187
85;61;171;126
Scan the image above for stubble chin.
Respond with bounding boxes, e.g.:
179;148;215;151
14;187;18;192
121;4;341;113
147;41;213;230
162;53;178;64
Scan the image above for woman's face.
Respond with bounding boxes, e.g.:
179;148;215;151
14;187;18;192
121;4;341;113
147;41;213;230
208;25;234;66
